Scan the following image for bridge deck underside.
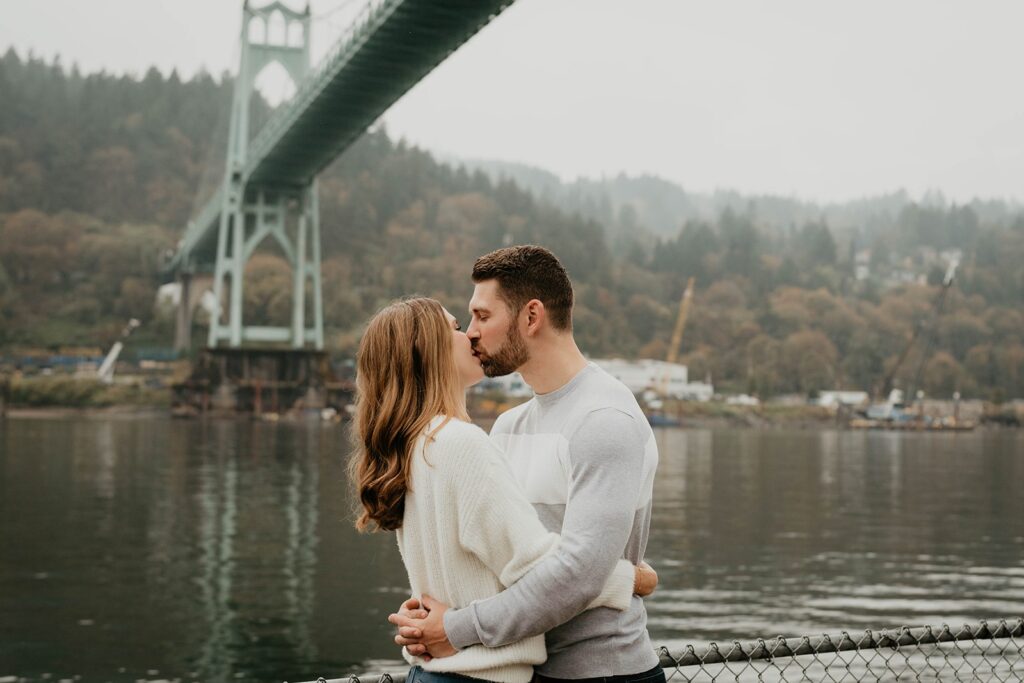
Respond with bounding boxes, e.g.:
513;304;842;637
173;0;513;273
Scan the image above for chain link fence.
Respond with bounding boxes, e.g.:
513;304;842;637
657;618;1023;682
298;618;1023;683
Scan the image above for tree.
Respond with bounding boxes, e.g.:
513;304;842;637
87;146;138;219
993;344;1024;400
243;253;292;326
798;221;837;267
921;351;970;397
775;255;800;288
0;259;14;343
781;330;838;395
745;334;782;396
115;277;153;319
936;311;991;360
719;208;761;277
1;51;1023;403
965;344;997;396
0;210;73;289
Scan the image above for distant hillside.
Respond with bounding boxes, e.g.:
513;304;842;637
2;49;1023;400
464;158;1023;246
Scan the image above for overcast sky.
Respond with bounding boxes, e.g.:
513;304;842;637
3;0;1023;204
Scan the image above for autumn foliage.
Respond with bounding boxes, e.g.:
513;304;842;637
1;50;1022;400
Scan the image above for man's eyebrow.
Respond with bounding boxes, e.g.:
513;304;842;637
470;305;490;314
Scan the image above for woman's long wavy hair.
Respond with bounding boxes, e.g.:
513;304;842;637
349;297;469;532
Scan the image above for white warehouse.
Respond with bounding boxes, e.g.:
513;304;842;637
591;358;713;401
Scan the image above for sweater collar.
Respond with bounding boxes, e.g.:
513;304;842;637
534;362;596;408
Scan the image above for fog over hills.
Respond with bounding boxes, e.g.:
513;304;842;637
459;157;1024;244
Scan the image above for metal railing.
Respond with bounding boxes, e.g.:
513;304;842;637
657;618;1023;682
295;618;1024;683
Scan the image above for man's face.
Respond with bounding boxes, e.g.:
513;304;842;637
467;280;530;377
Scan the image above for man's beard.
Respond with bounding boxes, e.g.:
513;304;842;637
476;324;530;377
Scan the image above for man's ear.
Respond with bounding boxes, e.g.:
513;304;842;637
524;299;545;336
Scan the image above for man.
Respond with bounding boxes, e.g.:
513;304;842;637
390;245;662;683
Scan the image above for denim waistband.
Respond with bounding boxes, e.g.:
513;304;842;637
407;665;494;683
532;663;665;683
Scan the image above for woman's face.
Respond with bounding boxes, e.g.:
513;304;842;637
446;308;485;388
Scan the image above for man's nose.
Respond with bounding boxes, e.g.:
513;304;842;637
466;320;480;339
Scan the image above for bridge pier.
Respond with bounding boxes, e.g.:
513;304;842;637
175;274;192;353
171;348;350;417
175;272;214;354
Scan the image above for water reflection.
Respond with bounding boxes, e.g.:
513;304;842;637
183;421;325;681
1;420;1022;682
195;421;239;680
644;427;1024;647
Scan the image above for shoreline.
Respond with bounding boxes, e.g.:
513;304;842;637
3;405;170;420
3;405;1014;431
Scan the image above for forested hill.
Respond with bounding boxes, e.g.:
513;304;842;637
1;50;1023;401
465;159;1023;243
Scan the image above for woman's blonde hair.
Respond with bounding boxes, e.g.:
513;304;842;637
349;297;469;532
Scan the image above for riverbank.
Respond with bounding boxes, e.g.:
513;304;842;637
466;393;1022;429
469;394;845;429
4;405;170;420
661;401;840;429
0;375;169;413
5;378;1020;429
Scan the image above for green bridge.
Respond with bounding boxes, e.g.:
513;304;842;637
166;0;514;350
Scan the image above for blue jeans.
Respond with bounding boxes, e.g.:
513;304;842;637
407;665;491;683
532;664;667;683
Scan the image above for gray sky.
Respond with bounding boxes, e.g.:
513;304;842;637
3;0;1023;204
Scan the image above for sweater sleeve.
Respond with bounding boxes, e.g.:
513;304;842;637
450;428;635;614
444;409;646;650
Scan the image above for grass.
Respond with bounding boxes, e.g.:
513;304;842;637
661;399;835;424
8;375;169;408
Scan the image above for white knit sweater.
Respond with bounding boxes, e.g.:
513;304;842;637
396;416;636;683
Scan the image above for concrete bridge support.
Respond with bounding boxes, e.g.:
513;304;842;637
175;273;214;354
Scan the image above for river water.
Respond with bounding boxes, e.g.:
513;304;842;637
1;417;1022;682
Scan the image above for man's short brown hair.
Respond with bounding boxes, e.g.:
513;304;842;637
472;245;574;330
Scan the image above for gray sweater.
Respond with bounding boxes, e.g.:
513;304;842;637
444;363;660;678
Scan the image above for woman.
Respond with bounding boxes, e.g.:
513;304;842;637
349;297;656;683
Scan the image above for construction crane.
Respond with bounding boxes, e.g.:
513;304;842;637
906;258;959;401
667;277;696;366
874;258;959;401
97;319;141;384
659;277;696;396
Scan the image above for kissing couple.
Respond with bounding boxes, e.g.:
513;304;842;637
350;245;663;683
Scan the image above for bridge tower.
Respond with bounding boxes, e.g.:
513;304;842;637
169;0;520;400
192;1;324;352
168;0;519;413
